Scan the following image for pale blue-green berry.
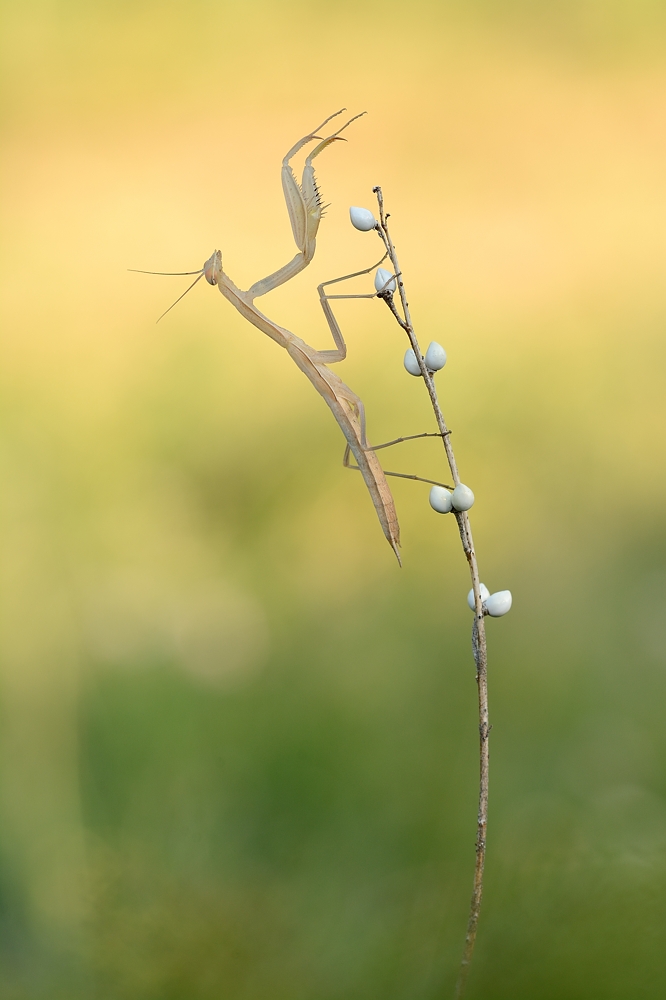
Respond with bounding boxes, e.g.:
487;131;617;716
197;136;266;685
404;348;422;376
451;483;475;511
374;267;396;294
349;206;376;231
467;583;490;610
485;590;512;617
429;485;453;513
425;341;447;371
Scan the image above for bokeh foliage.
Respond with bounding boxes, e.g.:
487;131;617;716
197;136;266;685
1;1;666;997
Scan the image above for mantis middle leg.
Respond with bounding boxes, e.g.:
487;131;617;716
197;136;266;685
306;254;390;364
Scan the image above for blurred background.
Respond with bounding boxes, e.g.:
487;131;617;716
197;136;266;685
1;1;666;996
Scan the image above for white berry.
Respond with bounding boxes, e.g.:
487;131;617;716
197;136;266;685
467;583;490;610
451;483;475;511
374;267;396;294
429;486;453;514
349;206;376;231
485;591;512;617
425;341;447;371
404;349;422;376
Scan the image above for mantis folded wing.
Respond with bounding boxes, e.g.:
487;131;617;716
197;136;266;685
133;112;402;561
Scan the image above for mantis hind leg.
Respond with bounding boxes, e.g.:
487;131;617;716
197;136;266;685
343;432;454;490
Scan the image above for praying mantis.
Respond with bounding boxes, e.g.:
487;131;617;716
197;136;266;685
132;110;446;562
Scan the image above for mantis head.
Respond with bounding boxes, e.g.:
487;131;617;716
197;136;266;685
203;250;222;285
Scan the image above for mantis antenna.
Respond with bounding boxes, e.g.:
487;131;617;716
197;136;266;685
128;266;207;323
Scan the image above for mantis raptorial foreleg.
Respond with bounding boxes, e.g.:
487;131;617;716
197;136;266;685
247;110;366;300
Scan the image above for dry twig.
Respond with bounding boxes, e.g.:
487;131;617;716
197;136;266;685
370;187;490;999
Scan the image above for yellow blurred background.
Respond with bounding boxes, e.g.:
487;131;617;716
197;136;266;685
1;1;666;997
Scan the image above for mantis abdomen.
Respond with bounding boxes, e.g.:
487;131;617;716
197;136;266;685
286;342;401;563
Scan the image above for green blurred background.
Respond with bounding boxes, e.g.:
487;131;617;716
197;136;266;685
1;1;666;997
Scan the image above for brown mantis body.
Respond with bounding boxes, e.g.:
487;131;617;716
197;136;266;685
133;112;404;559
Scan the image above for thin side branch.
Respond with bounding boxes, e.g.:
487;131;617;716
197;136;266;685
371;187;490;1000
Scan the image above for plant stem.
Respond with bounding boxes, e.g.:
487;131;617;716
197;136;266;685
372;187;490;999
